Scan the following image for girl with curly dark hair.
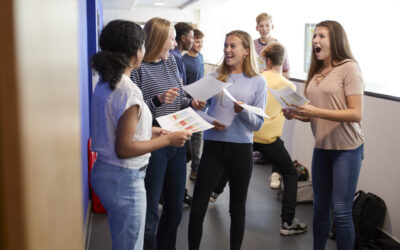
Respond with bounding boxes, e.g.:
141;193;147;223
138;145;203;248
90;20;191;250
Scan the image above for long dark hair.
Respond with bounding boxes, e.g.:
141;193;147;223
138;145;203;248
305;20;355;94
91;20;145;90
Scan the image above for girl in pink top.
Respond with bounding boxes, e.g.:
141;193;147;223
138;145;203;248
283;20;364;250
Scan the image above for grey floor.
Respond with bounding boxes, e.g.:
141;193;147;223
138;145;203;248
86;163;337;250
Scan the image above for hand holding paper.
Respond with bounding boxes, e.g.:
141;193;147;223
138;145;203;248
223;89;269;118
156;107;214;133
268;86;309;108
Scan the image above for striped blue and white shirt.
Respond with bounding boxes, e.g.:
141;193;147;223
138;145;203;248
130;55;192;125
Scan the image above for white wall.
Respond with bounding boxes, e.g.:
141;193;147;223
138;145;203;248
283;81;400;240
103;7;200;25
199;0;400;96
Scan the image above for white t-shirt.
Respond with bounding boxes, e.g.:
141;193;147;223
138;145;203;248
91;74;153;169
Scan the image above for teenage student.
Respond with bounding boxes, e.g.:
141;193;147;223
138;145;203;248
283;20;364;250
253;42;307;235
130;17;205;250
90;20;191;250
169;22;195;207
182;28;205;181
254;12;291;189
188;30;267;250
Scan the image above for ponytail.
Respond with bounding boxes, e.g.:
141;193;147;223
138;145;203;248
91;51;130;90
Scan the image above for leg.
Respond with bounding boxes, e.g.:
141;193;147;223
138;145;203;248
190;132;203;178
91;161;147;250
255;139;298;224
227;143;253;250
214;168;229;195
312;148;333;250
157;145;187;250
331;145;363;250
144;147;169;250
188;141;226;250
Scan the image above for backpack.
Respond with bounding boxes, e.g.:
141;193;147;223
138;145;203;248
277;181;313;204
293;160;309;181
330;190;387;249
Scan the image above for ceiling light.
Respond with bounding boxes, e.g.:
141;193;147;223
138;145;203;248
154;2;165;6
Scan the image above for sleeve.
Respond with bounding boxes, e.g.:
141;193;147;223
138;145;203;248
238;77;267;131
282;52;290;72
130;67;161;112
115;90;142;123
343;62;364;96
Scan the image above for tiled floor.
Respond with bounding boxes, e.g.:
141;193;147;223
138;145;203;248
86;163;337;250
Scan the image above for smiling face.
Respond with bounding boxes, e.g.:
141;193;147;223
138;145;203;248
313;26;331;64
160;26;177;60
256;19;274;40
224;35;249;72
190;37;203;54
182;30;194;51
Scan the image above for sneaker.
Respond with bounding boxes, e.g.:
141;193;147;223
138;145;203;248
270;172;281;189
189;171;197;181
209;192;219;203
183;189;192;208
280;218;307;236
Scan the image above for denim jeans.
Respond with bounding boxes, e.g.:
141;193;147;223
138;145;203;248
312;144;364;250
90;160;147;250
144;145;187;250
189;141;253;250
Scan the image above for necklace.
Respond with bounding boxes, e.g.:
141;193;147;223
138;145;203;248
314;67;333;86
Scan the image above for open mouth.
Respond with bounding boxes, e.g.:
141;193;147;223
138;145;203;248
314;47;322;53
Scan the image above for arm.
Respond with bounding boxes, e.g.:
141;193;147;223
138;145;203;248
115;105;191;158
289;94;362;122
237;82;267;131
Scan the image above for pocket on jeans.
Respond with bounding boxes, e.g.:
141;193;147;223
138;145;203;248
92;177;119;210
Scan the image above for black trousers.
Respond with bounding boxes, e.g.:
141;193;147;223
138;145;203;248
188;140;253;250
253;138;298;223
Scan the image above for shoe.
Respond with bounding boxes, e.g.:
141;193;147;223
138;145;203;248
280;218;307;236
209;192;219;203
189;171;197;181
270;172;281;189
183;189;192;208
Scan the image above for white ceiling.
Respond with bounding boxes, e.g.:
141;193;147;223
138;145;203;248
100;0;199;9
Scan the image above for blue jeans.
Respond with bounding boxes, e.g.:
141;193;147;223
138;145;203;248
312;144;364;250
90;160;147;250
144;145;187;250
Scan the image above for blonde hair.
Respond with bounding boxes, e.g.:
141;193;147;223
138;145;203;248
262;42;285;66
305;20;356;95
143;17;171;62
256;13;272;25
216;30;258;83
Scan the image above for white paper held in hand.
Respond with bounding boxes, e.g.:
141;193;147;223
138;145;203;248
156;107;214;133
222;89;269;119
182;75;232;101
268;86;309;108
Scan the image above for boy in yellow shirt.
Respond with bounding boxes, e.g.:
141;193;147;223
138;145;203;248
253;42;307;235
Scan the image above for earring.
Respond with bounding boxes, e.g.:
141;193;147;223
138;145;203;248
244;55;247;59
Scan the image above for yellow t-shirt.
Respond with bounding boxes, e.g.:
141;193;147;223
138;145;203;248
253;71;296;144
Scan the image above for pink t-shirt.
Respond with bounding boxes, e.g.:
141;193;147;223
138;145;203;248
254;38;290;72
306;60;364;150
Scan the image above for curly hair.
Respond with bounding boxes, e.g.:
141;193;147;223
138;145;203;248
91;20;145;90
174;22;193;43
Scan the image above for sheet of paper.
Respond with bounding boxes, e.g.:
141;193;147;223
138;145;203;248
182;75;232;101
223;89;269;119
156;107;214;133
268;86;309;108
